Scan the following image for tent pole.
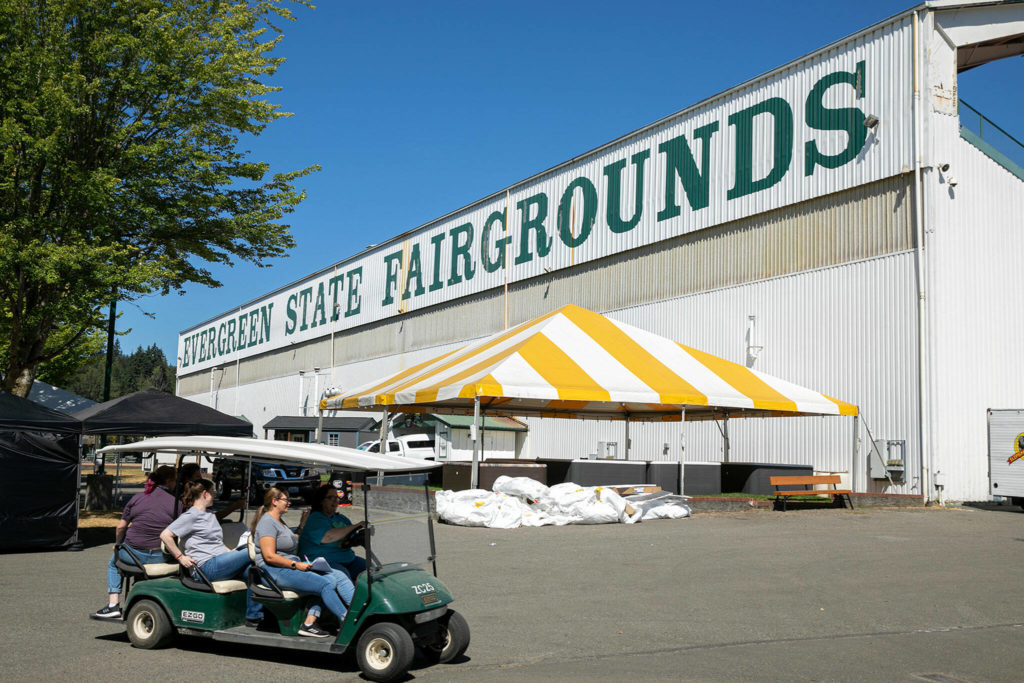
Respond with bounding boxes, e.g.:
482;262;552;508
852;415;860;493
378;407;389;486
678;407;687;495
471;396;481;489
722;413;730;463
624;410;630;460
245;455;253;518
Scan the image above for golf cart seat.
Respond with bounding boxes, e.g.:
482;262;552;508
114;543;179;581
178;565;248;594
246;534;299;600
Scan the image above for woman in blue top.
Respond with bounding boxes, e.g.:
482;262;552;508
298;485;367;579
252;487;356;638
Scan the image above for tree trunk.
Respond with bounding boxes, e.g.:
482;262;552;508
4;363;37;398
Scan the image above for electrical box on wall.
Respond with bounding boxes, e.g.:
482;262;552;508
869;439;906;481
596;441;619;460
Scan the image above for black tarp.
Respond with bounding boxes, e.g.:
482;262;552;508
0;390;82;433
73;388;253;436
0;392;81;551
0;432;80;550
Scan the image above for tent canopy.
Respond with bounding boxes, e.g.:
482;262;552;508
100;436;441;473
0;390;82;433
322;305;857;421
73;388;253;436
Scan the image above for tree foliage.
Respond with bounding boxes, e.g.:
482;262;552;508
0;0;317;397
60;341;176;402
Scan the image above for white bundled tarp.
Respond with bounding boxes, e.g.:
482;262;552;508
435;476;690;528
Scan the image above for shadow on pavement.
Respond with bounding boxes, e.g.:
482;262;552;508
76;527;115;549
962;501;1024;514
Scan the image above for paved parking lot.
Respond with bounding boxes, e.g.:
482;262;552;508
2;504;1022;681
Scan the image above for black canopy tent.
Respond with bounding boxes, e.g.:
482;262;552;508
73;389;253;436
0;392;82;551
73;389;254;504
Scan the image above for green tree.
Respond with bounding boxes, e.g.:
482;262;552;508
0;0;317;397
65;341;177;402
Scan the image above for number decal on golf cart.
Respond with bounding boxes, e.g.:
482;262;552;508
181;610;206;624
412;582;435;595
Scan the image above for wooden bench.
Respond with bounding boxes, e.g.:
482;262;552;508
770;475;853;511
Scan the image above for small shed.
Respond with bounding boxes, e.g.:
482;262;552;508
434;414;528;461
263;415;377;447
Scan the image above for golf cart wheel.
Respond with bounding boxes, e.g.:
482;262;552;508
216;477;232;500
126;599;174;649
423;609;470;663
356;622;415;683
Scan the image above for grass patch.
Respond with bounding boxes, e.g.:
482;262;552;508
78;510;123;528
81;464;149;484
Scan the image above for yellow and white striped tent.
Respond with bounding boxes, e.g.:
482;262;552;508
321;304;856;421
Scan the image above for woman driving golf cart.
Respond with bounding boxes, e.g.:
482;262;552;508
251;487;357;638
298;484;367;579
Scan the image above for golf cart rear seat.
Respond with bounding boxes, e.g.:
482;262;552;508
114;543;180;585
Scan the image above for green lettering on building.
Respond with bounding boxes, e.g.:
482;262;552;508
285;293;298;335
558;177;597;247
296;287;313;332
328;273;345;322
481;209;509;274
657;122;719;221
447;222;475;286
728;97;793;200
805;60;868;175
403;243;426;300
346;267;363;317
514;193;551;265
605;149;650;233
381;250;403;306
428;233;445;292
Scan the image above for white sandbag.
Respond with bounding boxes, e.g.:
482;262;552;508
436;480;688;527
436;489;495;527
595;486;643;524
486;493;529;529
641;503;692;520
492;475;547;502
436;489;530;528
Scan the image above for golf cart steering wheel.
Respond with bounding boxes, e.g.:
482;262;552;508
340;524;367;550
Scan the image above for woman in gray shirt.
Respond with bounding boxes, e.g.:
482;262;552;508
160;479;251;582
251;487;356;638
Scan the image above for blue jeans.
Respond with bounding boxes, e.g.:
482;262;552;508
196;548;262;621
197;548;250;582
107;545;167;593
264;564;355;622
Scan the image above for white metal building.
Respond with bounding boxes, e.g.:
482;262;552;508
176;1;1024;502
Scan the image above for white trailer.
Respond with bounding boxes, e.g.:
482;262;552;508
987;409;1024;508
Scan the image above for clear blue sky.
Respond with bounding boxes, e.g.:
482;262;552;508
116;0;1024;364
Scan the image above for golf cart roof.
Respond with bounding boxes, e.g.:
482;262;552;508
98;435;442;473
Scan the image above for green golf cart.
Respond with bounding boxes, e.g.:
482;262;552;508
90;436;469;682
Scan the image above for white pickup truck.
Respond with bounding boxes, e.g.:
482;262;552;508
358;434;436;460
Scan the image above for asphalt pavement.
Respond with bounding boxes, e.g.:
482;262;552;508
2;504;1022;682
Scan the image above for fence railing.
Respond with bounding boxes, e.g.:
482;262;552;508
959;99;1024;180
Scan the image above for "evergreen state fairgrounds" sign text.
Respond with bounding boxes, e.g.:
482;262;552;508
179;24;912;373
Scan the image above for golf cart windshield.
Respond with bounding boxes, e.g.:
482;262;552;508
363;481;434;572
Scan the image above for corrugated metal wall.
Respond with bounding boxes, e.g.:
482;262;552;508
925;116;1024;500
524;251;922;494
179;175;915;397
